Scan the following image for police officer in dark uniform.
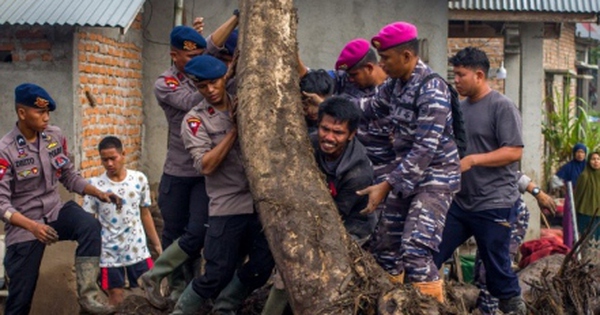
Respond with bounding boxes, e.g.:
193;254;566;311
139;26;210;308
173;55;274;315
140;20;241;308
0;83;120;315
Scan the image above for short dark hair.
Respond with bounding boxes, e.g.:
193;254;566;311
300;69;335;96
98;136;123;152
350;49;378;71
391;38;419;56
317;96;360;133
449;46;490;78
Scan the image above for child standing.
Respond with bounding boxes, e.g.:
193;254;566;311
574;151;600;264
83;136;162;306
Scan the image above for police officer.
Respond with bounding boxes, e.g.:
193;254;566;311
141;19;241;308
357;22;461;302
172;55;274;315
140;25;210;308
0;83;119;315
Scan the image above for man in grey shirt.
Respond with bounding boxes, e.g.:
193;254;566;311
432;47;526;315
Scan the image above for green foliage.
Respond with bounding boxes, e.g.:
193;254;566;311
542;91;600;183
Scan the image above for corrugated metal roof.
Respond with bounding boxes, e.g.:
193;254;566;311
0;0;145;29
449;0;600;13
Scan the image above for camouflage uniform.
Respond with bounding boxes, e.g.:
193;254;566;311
360;60;461;282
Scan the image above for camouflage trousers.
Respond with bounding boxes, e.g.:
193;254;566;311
475;196;529;314
368;190;453;283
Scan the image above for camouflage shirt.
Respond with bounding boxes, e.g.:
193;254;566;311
358;60;461;198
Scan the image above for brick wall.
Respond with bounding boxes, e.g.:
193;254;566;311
77;16;144;178
0;26;58;63
447;38;506;93
543;23;577;101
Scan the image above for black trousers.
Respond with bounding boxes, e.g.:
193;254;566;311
158;174;209;257
192;213;274;299
4;201;101;315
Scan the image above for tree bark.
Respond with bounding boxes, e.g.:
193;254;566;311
235;0;396;314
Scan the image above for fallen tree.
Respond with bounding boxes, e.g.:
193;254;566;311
234;0;403;314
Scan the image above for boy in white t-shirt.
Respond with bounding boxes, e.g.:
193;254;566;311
83;136;162;306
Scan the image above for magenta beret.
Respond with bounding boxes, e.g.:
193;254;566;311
371;22;418;51
335;38;370;71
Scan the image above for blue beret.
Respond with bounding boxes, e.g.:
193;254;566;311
170;25;207;51
185;55;228;81
222;29;238;56
15;83;56;111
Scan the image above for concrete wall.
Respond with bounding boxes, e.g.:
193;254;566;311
520;23;545;239
0;26;75;150
141;0;449;185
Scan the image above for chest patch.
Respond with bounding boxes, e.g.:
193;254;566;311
15;157;35;168
18;167;38;179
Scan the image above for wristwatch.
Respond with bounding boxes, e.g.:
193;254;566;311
531;187;541;197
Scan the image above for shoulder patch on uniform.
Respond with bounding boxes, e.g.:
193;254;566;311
53;156;69;168
0;159;9;180
187;117;201;136
164;76;180;90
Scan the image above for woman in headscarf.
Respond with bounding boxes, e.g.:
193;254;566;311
556;143;588;188
574;151;600;263
555;143;587;248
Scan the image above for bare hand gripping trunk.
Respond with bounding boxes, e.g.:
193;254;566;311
234;1;423;314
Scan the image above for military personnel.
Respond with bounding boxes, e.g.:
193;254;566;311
356;22;461;303
173;55;274;315
334;39;395;180
0;83;119;315
432;47;526;314
140;21;239;308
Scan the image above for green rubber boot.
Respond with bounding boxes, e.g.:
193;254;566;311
261;286;288;315
75;257;114;315
138;240;189;310
169;283;205;315
212;272;251;315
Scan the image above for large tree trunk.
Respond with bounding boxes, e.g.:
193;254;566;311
234;1;416;314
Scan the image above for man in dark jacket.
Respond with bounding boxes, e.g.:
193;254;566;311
312;96;375;242
261;96;375;315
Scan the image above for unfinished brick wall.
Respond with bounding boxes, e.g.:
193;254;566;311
77;18;144;178
543;23;577;101
0;26;58;63
447;37;505;93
